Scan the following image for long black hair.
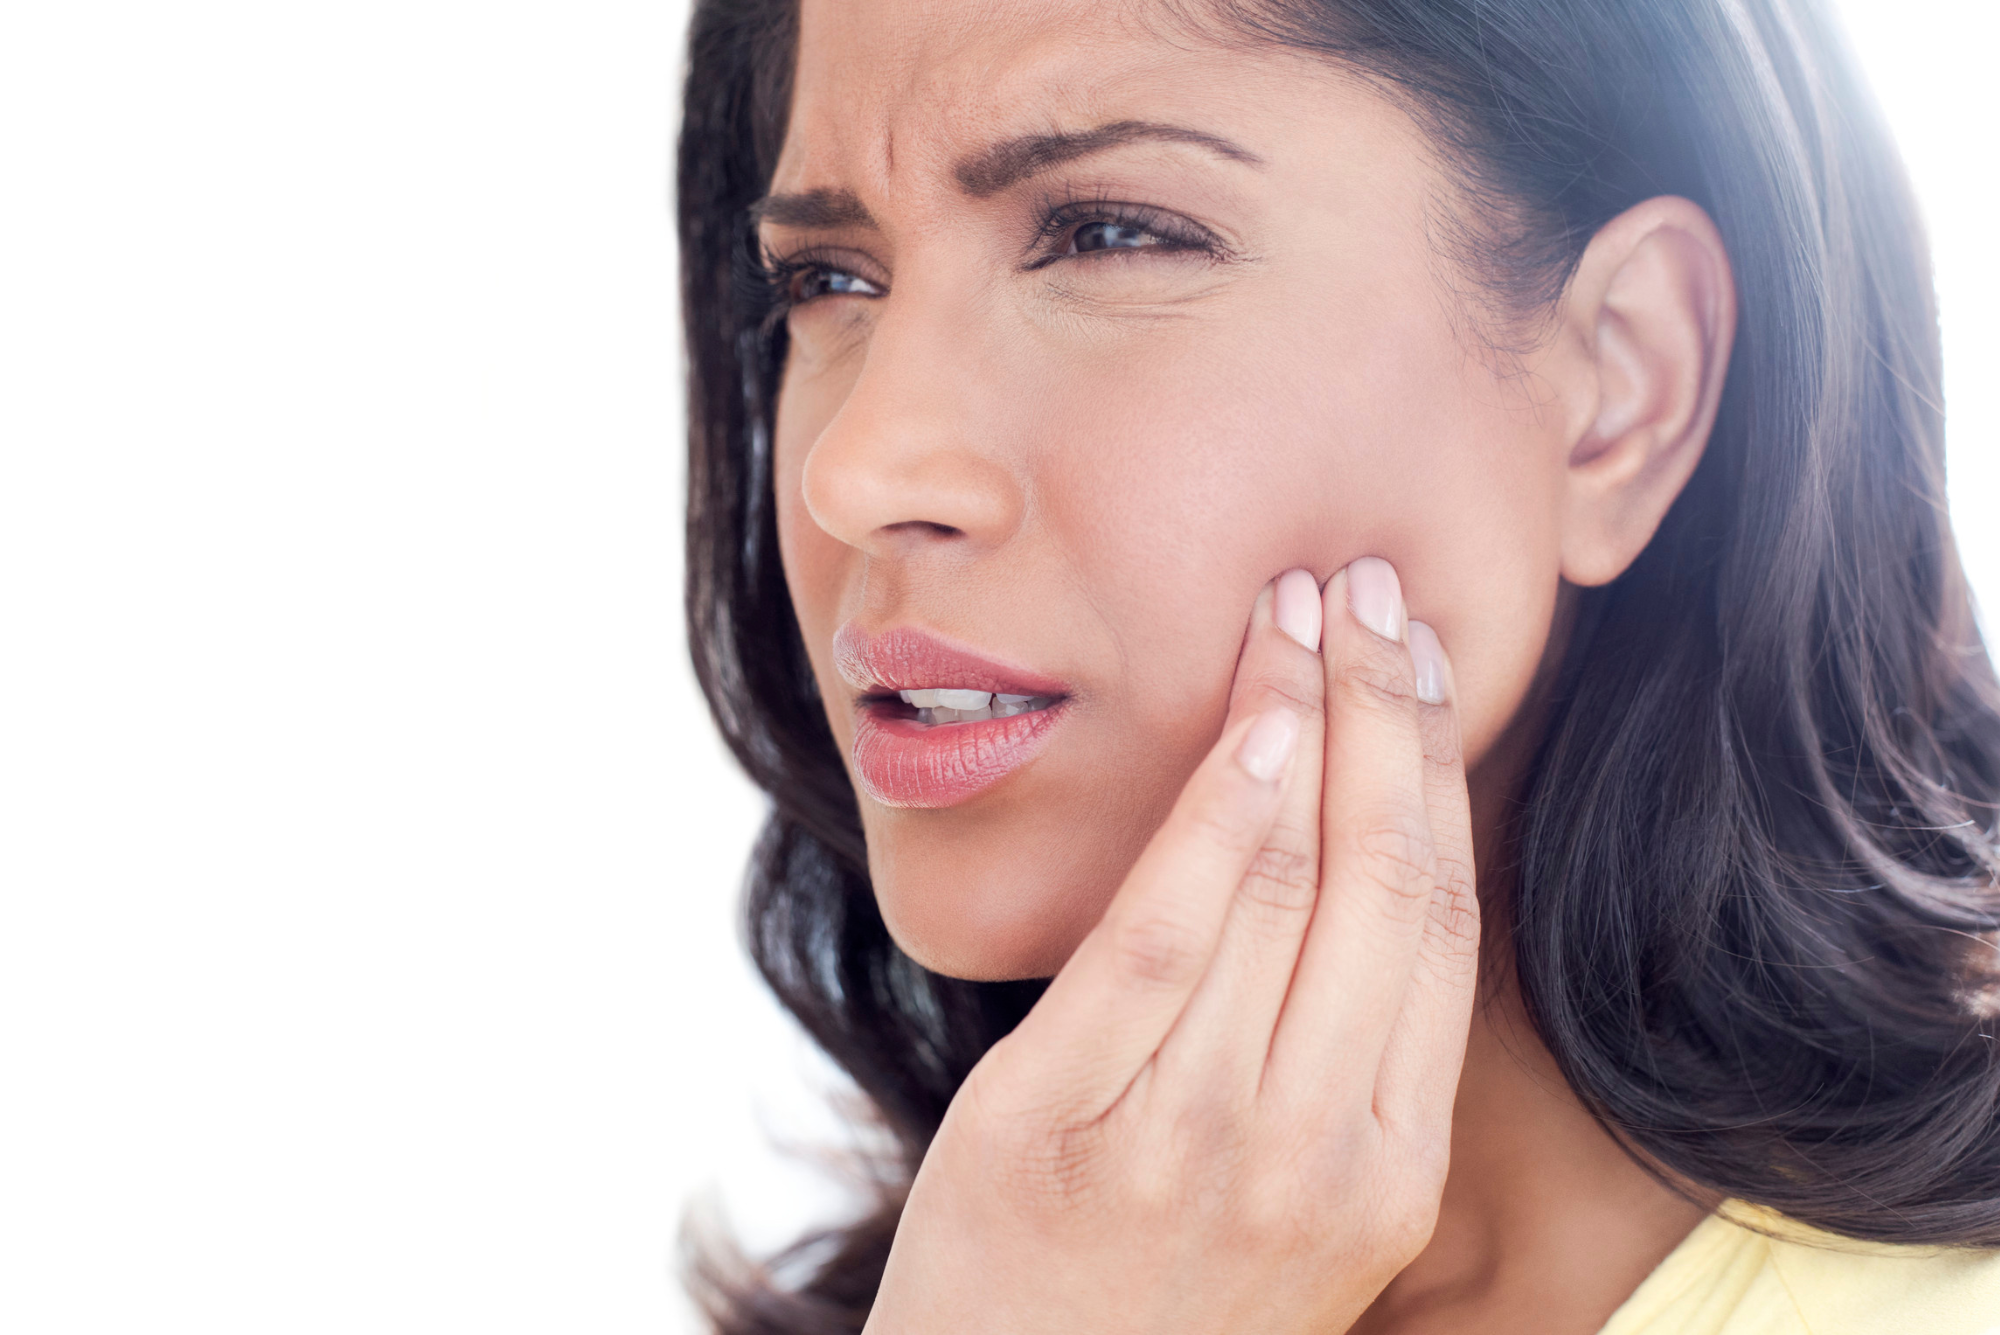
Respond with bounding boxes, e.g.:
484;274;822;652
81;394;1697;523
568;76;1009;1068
678;0;2000;1328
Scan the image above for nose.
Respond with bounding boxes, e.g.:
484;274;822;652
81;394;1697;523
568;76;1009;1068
798;302;1025;558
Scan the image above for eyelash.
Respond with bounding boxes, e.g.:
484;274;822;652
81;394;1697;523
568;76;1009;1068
759;198;1225;315
1025;195;1223;270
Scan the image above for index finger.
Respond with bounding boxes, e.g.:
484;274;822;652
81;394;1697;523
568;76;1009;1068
1152;569;1329;1100
996;704;1300;1121
1265;558;1442;1111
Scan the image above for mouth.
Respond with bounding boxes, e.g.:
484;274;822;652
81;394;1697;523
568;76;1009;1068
835;624;1074;809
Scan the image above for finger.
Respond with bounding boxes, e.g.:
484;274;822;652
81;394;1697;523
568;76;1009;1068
1372;620;1480;1131
1266;557;1437;1111
1154;569;1327;1099
1001;703;1300;1119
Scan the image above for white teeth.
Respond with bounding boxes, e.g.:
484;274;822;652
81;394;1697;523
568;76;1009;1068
898;688;992;710
895;688;1058;726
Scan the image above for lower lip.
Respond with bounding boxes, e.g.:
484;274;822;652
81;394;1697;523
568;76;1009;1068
850;701;1068;809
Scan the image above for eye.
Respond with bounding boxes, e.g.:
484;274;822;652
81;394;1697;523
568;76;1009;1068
790;265;883;304
1027;201;1224;271
1068;220;1163;255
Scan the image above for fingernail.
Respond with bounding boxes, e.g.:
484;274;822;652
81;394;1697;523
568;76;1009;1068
1274;568;1322;652
1346;556;1405;642
1408;620;1451;705
1236;708;1299;783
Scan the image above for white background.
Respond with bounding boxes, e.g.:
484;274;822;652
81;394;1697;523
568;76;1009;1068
0;2;1991;1331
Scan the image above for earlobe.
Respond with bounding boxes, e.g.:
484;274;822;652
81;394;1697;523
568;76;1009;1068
1556;197;1736;588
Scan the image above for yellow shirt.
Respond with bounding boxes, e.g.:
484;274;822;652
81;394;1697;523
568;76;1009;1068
1599;1203;2000;1334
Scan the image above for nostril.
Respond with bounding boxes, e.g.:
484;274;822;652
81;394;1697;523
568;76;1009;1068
799;423;1021;554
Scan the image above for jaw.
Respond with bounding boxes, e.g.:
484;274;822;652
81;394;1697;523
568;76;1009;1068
862;780;1171;980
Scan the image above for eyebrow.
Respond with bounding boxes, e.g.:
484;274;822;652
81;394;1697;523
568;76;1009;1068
953;120;1263;196
748;187;876;230
749;121;1263;230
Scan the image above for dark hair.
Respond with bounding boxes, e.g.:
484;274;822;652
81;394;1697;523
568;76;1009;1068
677;0;2000;1327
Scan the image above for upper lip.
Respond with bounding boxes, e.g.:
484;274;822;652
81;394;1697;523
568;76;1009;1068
834;623;1073;700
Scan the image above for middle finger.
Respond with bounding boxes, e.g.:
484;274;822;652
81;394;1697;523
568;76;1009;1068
1266;557;1438;1113
1153;568;1329;1101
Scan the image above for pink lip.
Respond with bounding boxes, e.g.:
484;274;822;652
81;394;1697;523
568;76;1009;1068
835;623;1074;809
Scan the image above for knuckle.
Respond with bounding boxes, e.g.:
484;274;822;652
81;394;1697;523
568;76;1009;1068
1334;653;1419;716
1432;848;1479;914
1419;710;1465;770
1377;1202;1438;1264
1230;1166;1304;1248
1109;912;1207;990
1168;1103;1255;1195
1235;672;1323;723
1348;816;1436;905
1428;838;1480;914
1241;840;1321;912
1231;1141;1364;1252
1430;903;1482;966
1401;1125;1456;1194
1421;877;1483;972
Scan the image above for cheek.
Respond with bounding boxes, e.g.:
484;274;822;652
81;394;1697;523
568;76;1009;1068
1024;299;1563;775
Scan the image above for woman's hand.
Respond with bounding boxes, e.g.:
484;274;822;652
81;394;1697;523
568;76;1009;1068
865;559;1481;1334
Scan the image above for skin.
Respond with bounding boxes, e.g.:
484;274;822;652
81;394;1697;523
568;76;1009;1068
761;0;1738;1329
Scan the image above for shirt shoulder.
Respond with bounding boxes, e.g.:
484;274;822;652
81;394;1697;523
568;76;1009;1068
1599;1203;2000;1335
1758;1210;2000;1335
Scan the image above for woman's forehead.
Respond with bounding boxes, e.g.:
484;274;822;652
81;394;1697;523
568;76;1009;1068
778;0;1294;192
794;0;1181;93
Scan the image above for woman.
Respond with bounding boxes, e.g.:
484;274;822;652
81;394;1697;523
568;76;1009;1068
678;0;2000;1329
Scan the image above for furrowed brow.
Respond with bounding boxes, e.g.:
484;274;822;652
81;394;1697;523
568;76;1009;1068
749;187;877;230
954;120;1263;197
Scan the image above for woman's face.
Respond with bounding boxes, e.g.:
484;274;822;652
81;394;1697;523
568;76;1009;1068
765;0;1574;980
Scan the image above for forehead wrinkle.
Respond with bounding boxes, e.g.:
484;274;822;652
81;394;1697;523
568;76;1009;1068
953;120;1265;197
781;0;1271;221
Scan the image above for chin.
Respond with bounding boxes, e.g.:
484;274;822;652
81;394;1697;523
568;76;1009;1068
865;810;1138;981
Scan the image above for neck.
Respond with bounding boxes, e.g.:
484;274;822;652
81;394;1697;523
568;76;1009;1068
1351;971;1706;1335
1350;655;1709;1335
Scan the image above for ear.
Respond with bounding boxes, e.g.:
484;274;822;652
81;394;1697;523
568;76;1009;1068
1550;197;1736;588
